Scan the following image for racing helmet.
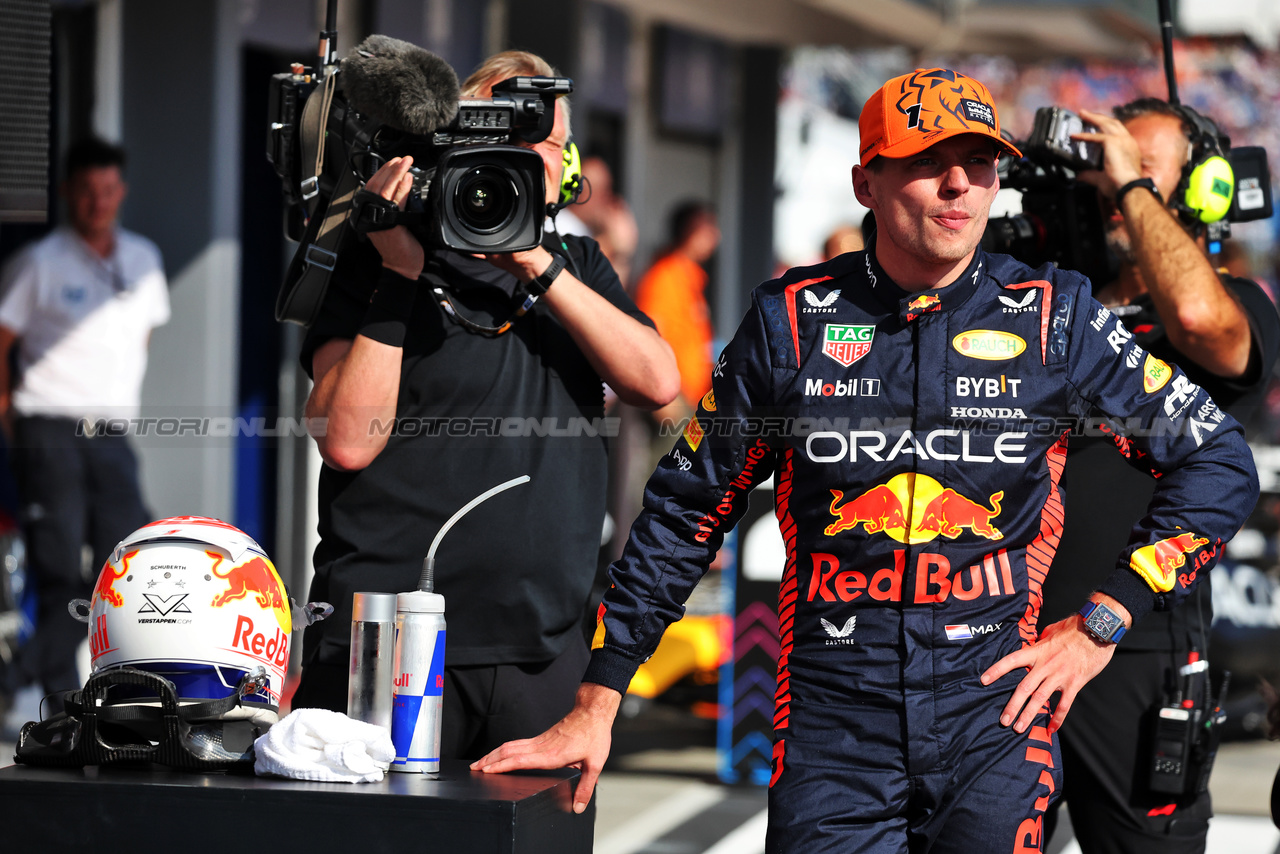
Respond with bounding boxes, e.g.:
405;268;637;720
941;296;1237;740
88;515;292;724
16;516;293;768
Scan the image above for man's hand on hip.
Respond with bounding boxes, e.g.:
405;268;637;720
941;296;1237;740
980;594;1130;734
471;682;621;814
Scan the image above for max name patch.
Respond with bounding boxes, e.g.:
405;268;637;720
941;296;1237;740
961;99;995;129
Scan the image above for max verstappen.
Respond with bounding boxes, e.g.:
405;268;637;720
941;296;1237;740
473;69;1259;853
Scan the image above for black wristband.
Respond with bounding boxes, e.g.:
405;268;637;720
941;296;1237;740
525;251;566;296
1114;177;1162;212
358;269;418;347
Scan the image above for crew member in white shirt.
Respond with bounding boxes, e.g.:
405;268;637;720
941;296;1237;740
0;137;169;704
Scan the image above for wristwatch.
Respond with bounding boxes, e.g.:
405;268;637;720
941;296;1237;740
1079;601;1128;644
525;251;566;296
1114;177;1162;212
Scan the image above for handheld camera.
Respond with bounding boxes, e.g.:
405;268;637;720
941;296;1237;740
266;10;572;325
983;0;1272;286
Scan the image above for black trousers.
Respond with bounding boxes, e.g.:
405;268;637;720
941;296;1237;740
5;416;150;695
1046;647;1212;854
292;638;589;761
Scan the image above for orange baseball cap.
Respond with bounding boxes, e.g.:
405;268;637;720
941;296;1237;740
859;68;1022;166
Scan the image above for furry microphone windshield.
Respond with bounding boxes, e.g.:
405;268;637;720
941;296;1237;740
342;35;460;135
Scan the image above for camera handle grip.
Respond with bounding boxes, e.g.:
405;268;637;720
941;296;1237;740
351;188;410;234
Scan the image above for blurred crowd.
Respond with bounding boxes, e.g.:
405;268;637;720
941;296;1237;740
954;39;1280;274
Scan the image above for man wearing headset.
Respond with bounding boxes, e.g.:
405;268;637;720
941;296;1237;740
290;49;679;758
1038;99;1280;853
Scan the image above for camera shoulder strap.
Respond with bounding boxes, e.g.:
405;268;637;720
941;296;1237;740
297;71;339;219
275;164;362;326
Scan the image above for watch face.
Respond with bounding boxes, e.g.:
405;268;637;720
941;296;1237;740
1086;607;1120;639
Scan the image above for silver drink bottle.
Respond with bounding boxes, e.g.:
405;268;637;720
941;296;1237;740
347;591;397;732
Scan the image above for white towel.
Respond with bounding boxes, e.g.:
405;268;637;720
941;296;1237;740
254;708;395;783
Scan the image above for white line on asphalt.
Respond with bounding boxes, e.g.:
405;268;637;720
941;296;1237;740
1206;815;1280;854
1059;814;1275;854
700;808;769;854
594;782;728;854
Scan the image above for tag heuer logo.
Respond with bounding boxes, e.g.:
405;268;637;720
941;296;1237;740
822;324;874;367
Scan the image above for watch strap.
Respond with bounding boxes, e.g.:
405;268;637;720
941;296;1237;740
1115;177;1163;211
526;251;566;296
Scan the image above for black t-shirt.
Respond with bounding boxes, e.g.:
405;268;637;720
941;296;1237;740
1040;275;1280;649
299;231;654;668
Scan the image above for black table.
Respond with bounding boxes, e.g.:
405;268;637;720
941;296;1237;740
0;760;593;853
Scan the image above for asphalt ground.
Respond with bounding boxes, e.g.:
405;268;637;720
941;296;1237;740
3;688;1278;853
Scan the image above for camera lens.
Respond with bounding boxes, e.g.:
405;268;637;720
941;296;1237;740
454;166;519;234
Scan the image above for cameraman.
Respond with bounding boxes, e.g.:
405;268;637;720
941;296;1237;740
1039;99;1280;853
290;50;679;759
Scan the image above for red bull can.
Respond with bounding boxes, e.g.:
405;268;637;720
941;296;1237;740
390;590;447;774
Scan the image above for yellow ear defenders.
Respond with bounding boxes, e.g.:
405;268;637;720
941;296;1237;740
547;141;584;218
1174;105;1235;224
560;140;584;207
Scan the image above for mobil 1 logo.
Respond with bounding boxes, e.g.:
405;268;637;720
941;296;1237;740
804;377;881;398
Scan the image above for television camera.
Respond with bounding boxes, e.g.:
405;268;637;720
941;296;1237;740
983;2;1271;286
983;105;1273;287
266;12;571;325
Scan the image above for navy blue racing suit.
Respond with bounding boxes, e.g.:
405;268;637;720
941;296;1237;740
583;247;1258;854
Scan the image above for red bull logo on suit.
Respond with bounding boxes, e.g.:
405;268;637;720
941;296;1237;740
824;473;1003;544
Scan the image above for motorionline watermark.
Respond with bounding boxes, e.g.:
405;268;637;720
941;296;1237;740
75;415;621;440
654;413;1230;441
72;412;1224;444
366;416;619;438
77;416;327;439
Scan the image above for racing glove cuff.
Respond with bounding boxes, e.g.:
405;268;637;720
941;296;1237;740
582;647;643;695
1096;566;1158;628
358;269;418;348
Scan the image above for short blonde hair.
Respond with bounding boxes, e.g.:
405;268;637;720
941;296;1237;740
461;50;572;138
